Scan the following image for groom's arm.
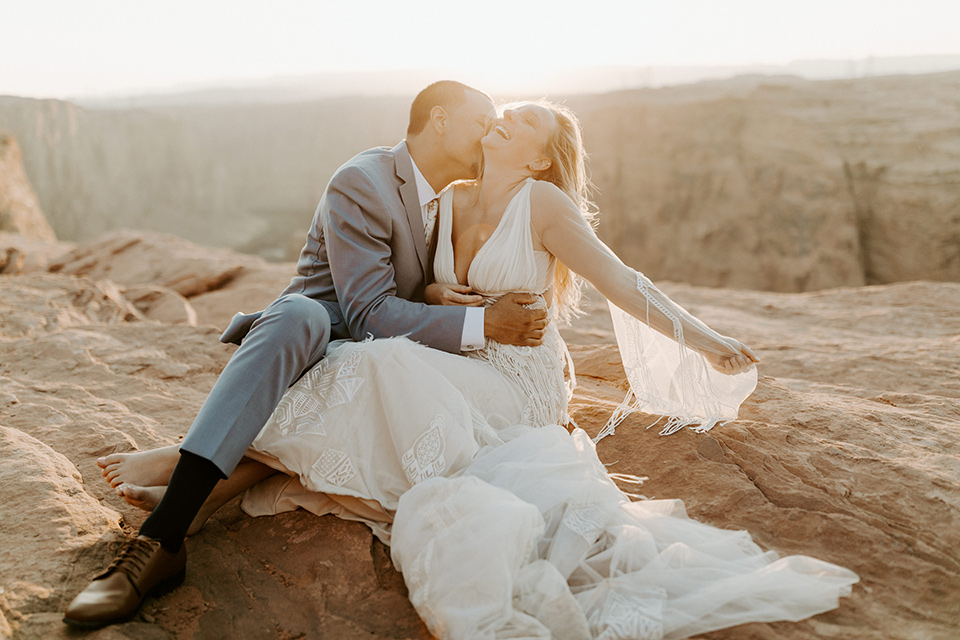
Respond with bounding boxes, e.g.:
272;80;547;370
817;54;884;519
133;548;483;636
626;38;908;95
324;165;469;354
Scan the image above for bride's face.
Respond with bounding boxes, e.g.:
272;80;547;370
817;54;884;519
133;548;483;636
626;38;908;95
482;103;557;173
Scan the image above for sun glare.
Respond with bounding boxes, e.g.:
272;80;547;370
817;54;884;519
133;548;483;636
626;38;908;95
2;0;960;99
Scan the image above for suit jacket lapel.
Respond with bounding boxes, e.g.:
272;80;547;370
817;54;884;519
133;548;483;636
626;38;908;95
393;141;429;277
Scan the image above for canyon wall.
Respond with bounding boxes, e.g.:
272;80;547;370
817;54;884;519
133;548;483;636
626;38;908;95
574;72;960;291
0;96;408;259
1;71;958;290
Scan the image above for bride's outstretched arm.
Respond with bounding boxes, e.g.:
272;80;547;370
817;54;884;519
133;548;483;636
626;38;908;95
530;182;758;373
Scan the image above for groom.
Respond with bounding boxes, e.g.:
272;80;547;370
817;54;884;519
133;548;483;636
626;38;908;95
64;81;549;627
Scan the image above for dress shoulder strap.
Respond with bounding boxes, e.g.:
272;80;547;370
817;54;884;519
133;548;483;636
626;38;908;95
496;178;536;239
432;186;458;285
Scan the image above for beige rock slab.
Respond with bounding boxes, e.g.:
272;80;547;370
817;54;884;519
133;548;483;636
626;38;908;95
50;230;257;298
0;426;121;638
121;285;198;326
1;268;959;638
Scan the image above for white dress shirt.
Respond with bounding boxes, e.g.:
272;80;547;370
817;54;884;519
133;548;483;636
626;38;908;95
409;156;485;351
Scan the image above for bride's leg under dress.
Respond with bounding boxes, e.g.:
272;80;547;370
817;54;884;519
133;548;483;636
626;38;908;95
116;458;278;535
242;337;530;525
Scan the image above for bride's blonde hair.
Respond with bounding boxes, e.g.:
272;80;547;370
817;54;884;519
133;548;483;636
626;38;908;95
523;100;597;323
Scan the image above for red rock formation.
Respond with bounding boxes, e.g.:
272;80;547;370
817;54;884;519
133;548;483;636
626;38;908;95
0;131;55;243
49;230;293;328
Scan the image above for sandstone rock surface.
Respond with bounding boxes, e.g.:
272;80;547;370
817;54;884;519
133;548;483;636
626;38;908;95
1;235;958;639
50;230;293;328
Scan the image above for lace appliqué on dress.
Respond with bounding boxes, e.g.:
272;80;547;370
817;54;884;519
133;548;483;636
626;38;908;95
306;348;366;410
272;348;367;437
271;390;323;436
563;502;609;541
311;448;357;487
589;589;664;640
402;415;448;484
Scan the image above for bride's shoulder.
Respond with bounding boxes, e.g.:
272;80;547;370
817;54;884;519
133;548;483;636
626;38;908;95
530;179;571;203
529;180;580;220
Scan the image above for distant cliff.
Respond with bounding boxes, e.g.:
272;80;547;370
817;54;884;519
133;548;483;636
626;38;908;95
2;72;958;291
572;72;960;291
0;96;409;259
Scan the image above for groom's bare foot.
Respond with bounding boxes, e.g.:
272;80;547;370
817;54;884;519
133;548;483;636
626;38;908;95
98;445;181;488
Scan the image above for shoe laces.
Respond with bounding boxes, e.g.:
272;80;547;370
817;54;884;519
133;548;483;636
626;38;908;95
102;537;162;588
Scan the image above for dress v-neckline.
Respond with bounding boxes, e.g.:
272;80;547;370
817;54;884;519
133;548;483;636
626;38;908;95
449;179;532;287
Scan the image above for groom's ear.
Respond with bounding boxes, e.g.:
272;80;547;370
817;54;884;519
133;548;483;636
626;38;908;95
529;157;551;172
429;106;448;135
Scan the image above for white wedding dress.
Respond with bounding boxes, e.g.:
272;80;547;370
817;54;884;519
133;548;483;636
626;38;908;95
244;180;857;639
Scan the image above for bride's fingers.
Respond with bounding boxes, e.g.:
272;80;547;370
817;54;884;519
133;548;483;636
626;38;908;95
709;356;730;374
447;284;474;293
731;356;749;373
714;355;751;375
444;291;483;305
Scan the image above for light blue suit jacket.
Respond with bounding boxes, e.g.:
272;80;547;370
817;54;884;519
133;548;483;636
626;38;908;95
225;141;465;353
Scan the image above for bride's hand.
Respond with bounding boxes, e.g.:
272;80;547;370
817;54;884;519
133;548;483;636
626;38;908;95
425;283;484;307
702;339;760;375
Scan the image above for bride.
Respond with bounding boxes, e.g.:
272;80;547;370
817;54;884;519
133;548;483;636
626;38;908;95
102;100;857;639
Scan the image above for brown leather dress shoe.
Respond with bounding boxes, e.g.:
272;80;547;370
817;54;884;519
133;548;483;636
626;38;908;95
63;535;187;628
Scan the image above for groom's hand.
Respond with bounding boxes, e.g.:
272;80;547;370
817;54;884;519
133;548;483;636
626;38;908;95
484;293;549;346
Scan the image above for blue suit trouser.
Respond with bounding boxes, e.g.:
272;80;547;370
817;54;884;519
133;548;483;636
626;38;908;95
180;294;347;476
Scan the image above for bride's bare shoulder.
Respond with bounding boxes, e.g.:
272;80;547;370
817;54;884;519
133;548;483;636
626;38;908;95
530;180;580;220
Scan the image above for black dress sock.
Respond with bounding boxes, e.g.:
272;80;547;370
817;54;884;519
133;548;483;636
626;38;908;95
138;450;223;553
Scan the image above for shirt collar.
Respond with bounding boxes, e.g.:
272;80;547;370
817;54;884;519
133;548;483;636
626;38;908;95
408;153;438;208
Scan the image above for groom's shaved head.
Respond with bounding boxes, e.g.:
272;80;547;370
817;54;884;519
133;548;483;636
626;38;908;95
407;81;489;136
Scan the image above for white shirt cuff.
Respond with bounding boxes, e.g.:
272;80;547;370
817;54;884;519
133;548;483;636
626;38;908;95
461;307;485;351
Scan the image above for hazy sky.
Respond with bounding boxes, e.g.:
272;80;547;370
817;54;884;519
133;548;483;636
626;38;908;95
4;0;959;99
